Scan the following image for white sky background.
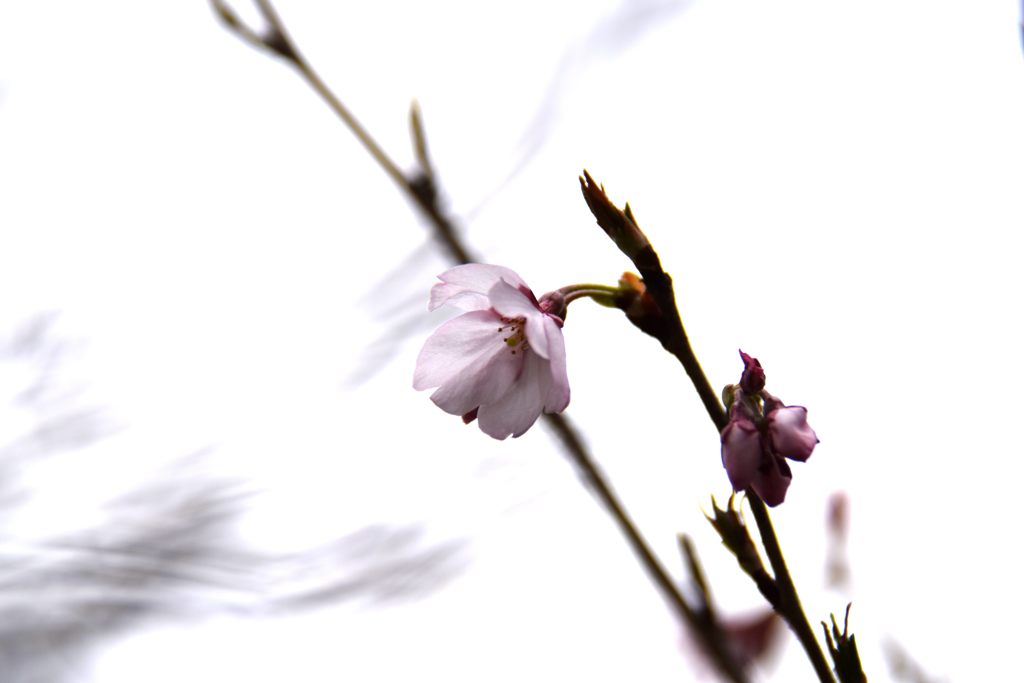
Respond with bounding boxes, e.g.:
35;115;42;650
1;0;1022;681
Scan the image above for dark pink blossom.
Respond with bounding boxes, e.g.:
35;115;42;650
720;352;818;506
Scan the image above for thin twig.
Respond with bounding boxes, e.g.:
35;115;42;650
210;3;748;681
579;172;726;431
544;410;748;683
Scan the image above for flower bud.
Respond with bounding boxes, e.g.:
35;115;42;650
738;350;766;394
537;290;567;321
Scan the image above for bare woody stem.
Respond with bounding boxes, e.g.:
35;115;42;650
579;172;726;432
579;173;835;683
210;3;748;681
543;411;749;683
746;494;836;682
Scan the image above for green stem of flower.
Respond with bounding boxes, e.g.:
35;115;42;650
560;284;623;307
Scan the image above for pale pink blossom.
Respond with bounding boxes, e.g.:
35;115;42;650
414;264;570;440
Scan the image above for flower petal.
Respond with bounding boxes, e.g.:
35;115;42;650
488;279;558;359
753;456;792;507
476;351;550;439
429;264;526;312
429;342;521;416
768;406;818;462
540;316;569;412
721;417;763;491
413;310;520;409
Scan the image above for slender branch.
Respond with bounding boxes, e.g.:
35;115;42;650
544;412;748;683
747;493;835;682
580;173;835;682
210;3;748;681
658;276;834;682
579;172;726;431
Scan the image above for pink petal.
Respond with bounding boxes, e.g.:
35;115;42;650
476;351;550;439
414;310;498;388
768;406;818;462
429;352;520;416
429;264;526;312
753;457;792;507
414;310;521;415
540;316;569;412
487;280;555;360
721;417;763;491
523;313;555;360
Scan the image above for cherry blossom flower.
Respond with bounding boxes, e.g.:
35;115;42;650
720;350;818;506
414;264;570;440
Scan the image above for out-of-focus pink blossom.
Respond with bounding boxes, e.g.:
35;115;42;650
720;351;819;506
414;264;570;440
680;608;782;676
722;610;784;671
826;491;852;588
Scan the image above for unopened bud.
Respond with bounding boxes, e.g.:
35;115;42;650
614;272;668;342
738;350;766;394
538;290;567;320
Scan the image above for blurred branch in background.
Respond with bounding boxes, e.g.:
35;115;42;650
466;0;694;220
884;639;948;683
0;317;466;683
208;2;754;680
0;314;115;469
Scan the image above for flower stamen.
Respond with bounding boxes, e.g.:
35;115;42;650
498;317;528;353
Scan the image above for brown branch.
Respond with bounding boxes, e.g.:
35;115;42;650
580;172;835;682
579;172;726;431
210;3;748;681
748;493;836;682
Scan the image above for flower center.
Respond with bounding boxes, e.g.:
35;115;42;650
497;317;528;355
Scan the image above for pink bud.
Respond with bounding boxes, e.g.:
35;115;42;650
738;350;766;394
